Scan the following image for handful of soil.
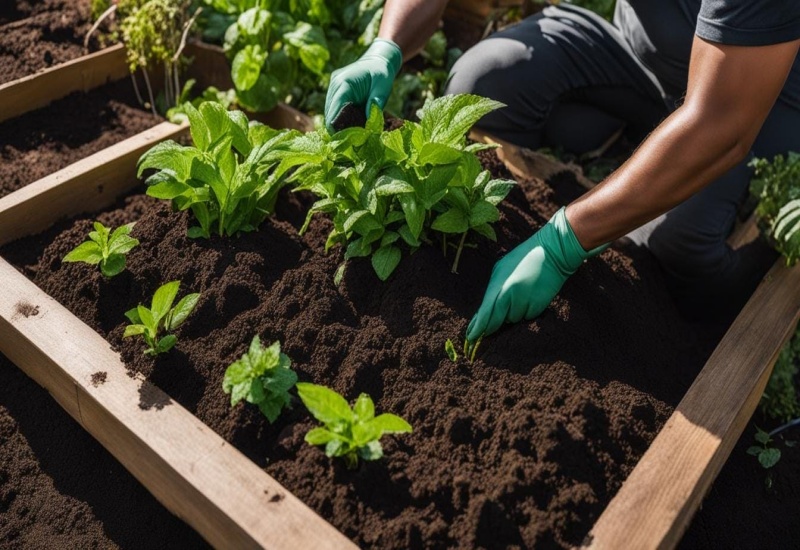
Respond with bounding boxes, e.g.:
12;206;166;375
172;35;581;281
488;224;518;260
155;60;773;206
330;102;367;132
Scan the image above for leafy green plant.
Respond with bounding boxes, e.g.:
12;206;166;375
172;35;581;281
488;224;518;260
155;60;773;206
749;152;800;266
63;222;140;278
273;94;516;280
166;78;237;124
138;101;297;238
464;336;482;363
747;427;782;470
123;281;200;356
296;383;412;469
222;336;298;422
760;328;800;422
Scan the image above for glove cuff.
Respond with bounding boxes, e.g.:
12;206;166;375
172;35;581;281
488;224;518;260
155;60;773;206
549;207;609;272
367;38;403;78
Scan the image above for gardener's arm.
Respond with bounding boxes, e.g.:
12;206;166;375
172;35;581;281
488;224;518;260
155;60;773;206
567;36;800;248
468;37;799;341
324;0;448;129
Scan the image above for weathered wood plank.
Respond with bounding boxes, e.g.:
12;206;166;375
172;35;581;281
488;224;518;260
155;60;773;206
0;258;356;550
0;122;187;247
585;259;800;549
0;44;128;124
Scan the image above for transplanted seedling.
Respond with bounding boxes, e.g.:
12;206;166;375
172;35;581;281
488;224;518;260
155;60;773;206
63;222;139;278
222;336;298;423
123;281;199;356
747;427;782;469
296;383;412;469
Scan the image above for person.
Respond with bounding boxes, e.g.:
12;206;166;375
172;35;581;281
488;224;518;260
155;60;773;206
324;0;800;342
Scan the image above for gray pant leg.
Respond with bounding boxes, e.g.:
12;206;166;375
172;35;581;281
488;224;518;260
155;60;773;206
627;99;800;313
445;4;666;152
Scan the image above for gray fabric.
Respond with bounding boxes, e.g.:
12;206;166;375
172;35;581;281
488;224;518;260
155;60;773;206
616;0;800;108
445;2;796;313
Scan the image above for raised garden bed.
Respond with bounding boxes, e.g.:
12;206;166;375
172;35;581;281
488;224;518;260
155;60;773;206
0;0;93;85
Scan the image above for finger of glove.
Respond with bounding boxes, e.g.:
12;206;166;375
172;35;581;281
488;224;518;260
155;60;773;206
524;279;562;320
366;75;394;118
325;69;369;131
482;292;512;338
466;289;500;342
506;291;529;324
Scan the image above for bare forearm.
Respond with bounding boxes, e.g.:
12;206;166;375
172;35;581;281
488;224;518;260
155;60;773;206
379;0;448;60
566;105;749;249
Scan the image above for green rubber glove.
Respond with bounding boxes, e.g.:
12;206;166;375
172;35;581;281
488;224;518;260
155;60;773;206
466;207;608;342
324;38;403;132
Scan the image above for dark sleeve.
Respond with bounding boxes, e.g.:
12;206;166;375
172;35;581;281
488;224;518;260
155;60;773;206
696;0;800;46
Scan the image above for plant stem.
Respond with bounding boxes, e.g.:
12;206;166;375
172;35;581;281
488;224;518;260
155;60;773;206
173;7;203;65
141;68;157;116
130;71;144;106
469;336;483;363
83;4;117;50
442;234;447;257
451;232;467;274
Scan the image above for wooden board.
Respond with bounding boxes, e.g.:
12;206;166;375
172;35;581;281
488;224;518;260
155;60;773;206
0;122;187;247
0;44;128;124
585;259;800;549
0;259;355;550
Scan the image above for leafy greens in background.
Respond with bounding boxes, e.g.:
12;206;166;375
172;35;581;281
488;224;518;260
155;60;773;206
199;0;460;116
270;93;516;280
138;101;298;238
749;152;800;266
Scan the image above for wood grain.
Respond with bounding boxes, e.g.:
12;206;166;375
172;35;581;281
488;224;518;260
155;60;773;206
0;259;356;549
585;259;800;549
0;44;128;124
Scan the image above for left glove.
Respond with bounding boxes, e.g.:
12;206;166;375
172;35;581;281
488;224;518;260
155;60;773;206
324;38;403;132
466;207;607;342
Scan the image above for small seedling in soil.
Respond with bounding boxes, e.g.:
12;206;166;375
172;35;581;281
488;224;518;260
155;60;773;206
464;336;483;363
296;383;412;469
747;427;782;470
123;281;199;356
222;336;298;423
63;222;139;278
445;339;459;361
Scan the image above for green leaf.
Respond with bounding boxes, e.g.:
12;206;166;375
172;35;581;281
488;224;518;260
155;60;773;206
432;208;469;234
100;254;126;278
124;307;141;324
755;428;771;445
371;245;401;281
472;223;497;242
417;142;464;166
374;175;415;196
165;293;200;331
484;178;516;205
445;339;458;361
138;141;198;180
419;94;505;147
63;241;103;265
469;201;500;226
184;103;210;151
296;383;354;425
284;22;329;76
746;446;764;456
156;335;178;354
354;394;375;422
123;324;146;338
371;413;413;434
231;44;267;91
108;234;139;256
758;447;781;469
151;281;181;322
137;306;156;332
305;427;339;445
357;440;383;461
399;195;424;239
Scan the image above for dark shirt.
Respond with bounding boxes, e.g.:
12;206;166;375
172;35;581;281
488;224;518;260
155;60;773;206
614;0;800;108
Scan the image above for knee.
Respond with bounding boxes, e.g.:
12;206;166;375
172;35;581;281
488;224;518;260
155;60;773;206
647;220;731;285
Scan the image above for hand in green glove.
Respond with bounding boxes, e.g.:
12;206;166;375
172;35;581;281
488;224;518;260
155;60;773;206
466;207;607;342
324;38;403;132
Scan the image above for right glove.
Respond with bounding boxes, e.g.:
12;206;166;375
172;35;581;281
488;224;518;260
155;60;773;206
324;38;403;132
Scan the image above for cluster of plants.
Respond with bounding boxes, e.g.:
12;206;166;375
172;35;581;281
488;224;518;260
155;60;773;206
88;0;203;114
749;152;800;266
138;101;299;237
223;337;412;468
271;94;516;280
199;0;459;116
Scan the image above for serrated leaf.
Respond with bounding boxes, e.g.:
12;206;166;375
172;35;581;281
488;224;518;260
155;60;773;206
470;201;500;226
419;94;505;147
432;208;469;234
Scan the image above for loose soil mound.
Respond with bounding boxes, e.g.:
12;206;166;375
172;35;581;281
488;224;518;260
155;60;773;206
0;80;161;199
0;353;208;548
0;0;92;84
3;150;713;548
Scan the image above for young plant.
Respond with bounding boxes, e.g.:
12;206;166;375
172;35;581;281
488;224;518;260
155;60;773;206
63;222;139;278
222;336;298;422
123;281;199;356
296;383;412;469
274;93;516;280
445;339;459;361
138;101;297;238
464;336;483;364
747;427;782;470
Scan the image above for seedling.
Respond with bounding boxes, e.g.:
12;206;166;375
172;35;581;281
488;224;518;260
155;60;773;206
274;93;516;280
296;383;412;469
464;336;483;363
63;222;139;278
222;336;298;423
445;339;458;361
747;427;782;469
138;101;297;238
123;281;199;356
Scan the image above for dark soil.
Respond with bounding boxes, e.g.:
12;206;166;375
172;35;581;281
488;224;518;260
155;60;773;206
2;149;718;548
0;0;93;84
0;79;161;199
331;103;367;132
0;353;208;548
